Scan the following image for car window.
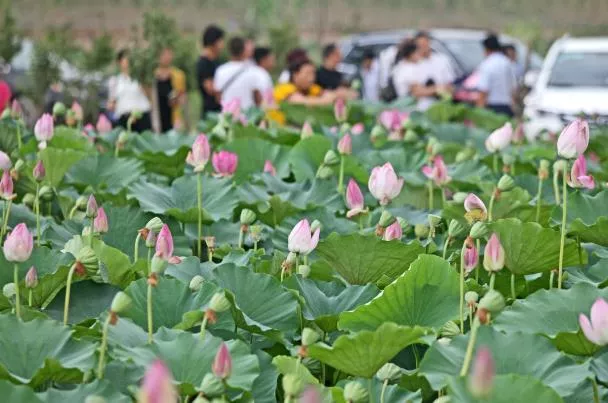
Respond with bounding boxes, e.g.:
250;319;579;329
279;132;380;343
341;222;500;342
547;51;608;87
441;38;485;73
343;43;394;65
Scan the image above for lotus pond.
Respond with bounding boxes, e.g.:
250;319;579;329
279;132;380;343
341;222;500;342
0;100;607;403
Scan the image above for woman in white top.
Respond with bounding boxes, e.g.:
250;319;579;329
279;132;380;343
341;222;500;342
107;50;152;132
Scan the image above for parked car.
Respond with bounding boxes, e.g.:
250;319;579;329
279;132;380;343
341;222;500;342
337;28;543;103
524;35;608;137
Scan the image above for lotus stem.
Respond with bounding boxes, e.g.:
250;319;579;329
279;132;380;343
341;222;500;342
488;189;496;222
97;315;111;379
460;317;481;376
16;123;22;150
1;199;13;239
254;240;258;251
592;378;600;403
63;264;77;325
558;160;568;289
475;239;480;282
442;236;451;260
441;187;447;208
337;156;345;193
197;173;203;257
510;273;516;300
380;378;389;403
114;143;119;158
68;203;79;219
459;242;466;333
238;227;244;249
489;273;496;290
133;232;141;263
492;153;499;174
428;181;434;210
13;264;20;319
199;316;208;341
469;305;474;330
553;171;561;206
535;177;544;223
147;248;152;277
35;184;41;246
549;271;554;289
577;235;583;268
147;281;154;344
207;249;213;262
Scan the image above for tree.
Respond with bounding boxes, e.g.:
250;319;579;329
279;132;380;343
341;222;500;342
0;3;21;64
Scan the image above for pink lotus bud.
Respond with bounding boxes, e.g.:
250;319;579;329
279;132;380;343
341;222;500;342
422;155;451;186
337;134;352;155
212;342;232;380
186;134;211;172
301;122;314;139
383;221;403;241
212;151;238;177
0;151;11;171
86;195;98;218
0;170;14;200
71;102;83;121
568;154;594;189
368;162;404;206
263;160;276;176
485;122;513;153
463;244;479;274
221;98;241;120
93;207;109;233
334;98;347;122
557;119;589;159
379;110;408;131
96;114;112;134
25;266;38;289
579;298;608;346
483;233;505;272
345;179;365;218
138;360;177;403
467;346;495;399
10;99;21;119
464;193;487;222
155;224;174;261
33;160;45;182
288;219;320;255
512;123;525;144
3;223;33;262
34;113;54;149
351;123;364;136
300;386;322;403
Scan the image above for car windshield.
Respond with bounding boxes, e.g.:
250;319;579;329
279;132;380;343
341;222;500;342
547;51;608;87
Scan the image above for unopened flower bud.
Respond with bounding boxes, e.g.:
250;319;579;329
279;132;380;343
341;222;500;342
403;129;418;143
285;252;297;267
249;225;262;242
448;220;466;238
110;291;132;314
145;230;157;248
302;327;320;346
428;214;442;228
189;275;204;292
452;192;468;204
52;102;66;117
198;373;224;396
86;195;98;218
310;220;322;233
465;291;479;306
553;160;566;174
378;210;395;227
22;193;35;207
478;290;505;314
240;209;256;225
25;266;38;289
469;222;488;239
209;292;231;313
414;223;430;239
316;164;334;179
343;381;368;403
150;255;168;275
82;226;91;238
456;148;476;163
13;159;24;172
297;265;311;278
3;282;15;298
145;217;164;233
376;363;402;382
440;321;461;337
497;175;514;191
323;150;340;166
370;124;386;142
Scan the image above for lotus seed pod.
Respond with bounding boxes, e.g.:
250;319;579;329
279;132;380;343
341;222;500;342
428;214;442;228
77;246;99;276
414;223;430;239
323;150;340;166
478;290;505;314
75;195;88;209
452;192;468;204
209;292;231;313
2;282;15;299
448;220;466;237
465;291;479;305
198;373;224;397
396;217;409;231
239;209;256;225
316;164;334;179
282;373;304;396
189;275;205;292
13;159;24;172
150;255;169;275
297;264;311;278
437;337;452;346
301;327;320;346
343;381;369;403
145;217;164;232
403;129;418;143
378;210;395;227
469;222;488;239
110;291;132;314
497;175;514;191
376;363;402;382
440;321;461;337
501;154;515;166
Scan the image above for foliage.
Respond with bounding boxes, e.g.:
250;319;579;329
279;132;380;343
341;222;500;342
0;3;21;64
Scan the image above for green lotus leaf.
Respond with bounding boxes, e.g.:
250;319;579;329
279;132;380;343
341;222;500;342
307;322;428;378
0;121;21;154
447;374;564;403
0;379;42;403
419;326;592;402
45;280;120;324
552;191;608;246
591;350;608;385
65;154;144;195
40;147;88;187
131;131;194;177
222;137;290;183
272;355;319;385
39;380;131;403
233;124;300;146
252;351;279;403
0;314;96;386
338;255;459;332
288;136;332;182
343;378;422;403
48;126;95;152
316;233;426;286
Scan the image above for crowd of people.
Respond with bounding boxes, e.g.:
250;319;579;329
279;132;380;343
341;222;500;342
102;25;520;133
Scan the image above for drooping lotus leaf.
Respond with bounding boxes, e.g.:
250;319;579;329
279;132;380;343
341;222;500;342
38;380;131;403
447;374;564;403
338;255;459;332
307;322;429;378
315;233;426;286
272;355;319;385
552;190;608;246
419;326;592;402
44;280;121;324
489;218;585;275
65;154;144;195
566;259;608;287
0;314;96;386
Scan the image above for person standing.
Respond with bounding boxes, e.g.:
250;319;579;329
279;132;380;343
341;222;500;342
414;31;455;110
360;50;379;102
107;49;152;132
214;37;258;110
476;34;517;117
153;47;186;133
196;25;225;118
316;44;344;90
251;47;276;105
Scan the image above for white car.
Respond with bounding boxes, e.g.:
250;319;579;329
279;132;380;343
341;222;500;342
524;36;608;138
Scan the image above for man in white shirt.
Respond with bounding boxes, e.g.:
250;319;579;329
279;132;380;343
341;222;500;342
360;50;379;102
251;47;275;105
476;34;517;117
414;31;455;110
214;37;258;110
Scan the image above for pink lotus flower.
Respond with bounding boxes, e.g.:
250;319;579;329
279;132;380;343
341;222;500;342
467;346;495;399
485;122;512;153
368;162;404;206
345;179;366;218
463;244;479;275
0;170;14;200
25;266;38;288
263;160;276;176
557;119;589;159
33;160;45;182
34;113;54;149
301;122;314;139
71;102;83;121
186;134;211;172
155;224;180;264
0;151;11;171
383;221;403;241
212;342;232;380
94;207;109;233
138;360;177;403
288;219;320;255
212;151;238;177
96;114;112;134
568;154;594;189
483;233;505;272
464;193;487;221
379;110;408;132
222;98;241;120
300;386;322;403
337;134;352;155
579;298;608;346
10;99;21;119
3;223;33;262
351;123;364;136
334;98;347;122
421;155;451;186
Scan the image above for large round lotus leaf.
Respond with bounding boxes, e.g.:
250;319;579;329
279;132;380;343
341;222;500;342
344;378;423;403
339;255;459;332
65;154;144;195
552;190;608;246
307;322;429;378
38;380;131;403
447;374;564;403
0;380;42;403
222;137;290;183
44;280;120;324
419;326;592;402
40;147;88;187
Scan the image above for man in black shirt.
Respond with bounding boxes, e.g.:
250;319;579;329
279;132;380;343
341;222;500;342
316;44;344;90
196;25;225;118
